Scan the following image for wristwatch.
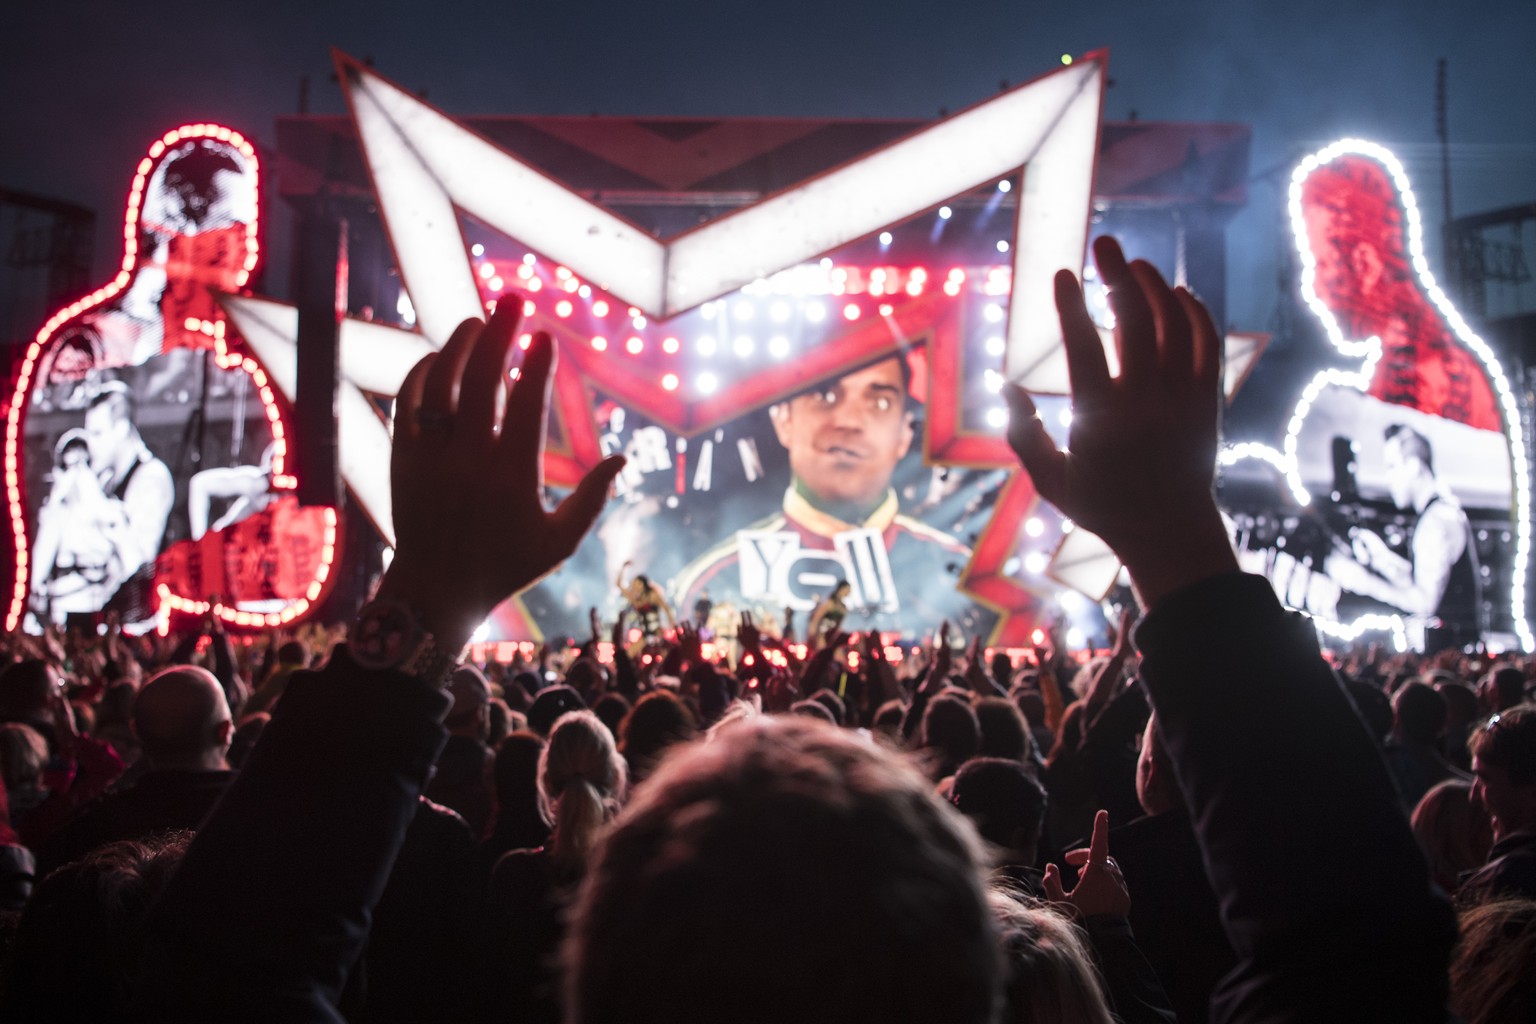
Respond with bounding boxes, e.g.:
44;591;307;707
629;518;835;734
350;597;460;688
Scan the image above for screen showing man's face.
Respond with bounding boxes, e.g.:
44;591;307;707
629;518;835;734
771;357;914;511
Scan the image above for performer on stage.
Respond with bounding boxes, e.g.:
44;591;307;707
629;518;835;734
692;590;713;633
618;560;676;650
807;580;851;649
674;354;985;639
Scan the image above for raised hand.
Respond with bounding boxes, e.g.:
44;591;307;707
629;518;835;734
739;611;762;654
1085;607;1136;713
1042;809;1130;919
964;635;993;696
1005;236;1237;611
678;621;704;666
1110;605;1135;658
378;301;626;649
921;621;954;698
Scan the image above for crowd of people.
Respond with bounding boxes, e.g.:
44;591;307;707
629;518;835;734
0;238;1532;1022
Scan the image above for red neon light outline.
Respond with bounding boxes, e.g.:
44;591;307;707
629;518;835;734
5;123;335;631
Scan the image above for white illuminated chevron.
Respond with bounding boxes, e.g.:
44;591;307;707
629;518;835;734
220;293;422;547
224;54;1108;552
342;54;1105;393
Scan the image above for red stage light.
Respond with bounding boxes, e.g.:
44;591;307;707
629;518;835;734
843;303;860;321
626;336;644;355
591;336;608;351
661;336;680;354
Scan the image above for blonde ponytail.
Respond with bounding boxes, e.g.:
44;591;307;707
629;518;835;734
539;710;627;875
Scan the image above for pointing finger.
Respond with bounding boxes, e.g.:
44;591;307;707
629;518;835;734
1089;808;1111;866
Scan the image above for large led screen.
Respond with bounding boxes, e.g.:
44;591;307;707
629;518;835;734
1221;141;1529;653
475;245;1081;645
8;126;336;632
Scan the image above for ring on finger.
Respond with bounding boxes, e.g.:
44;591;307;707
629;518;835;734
416;409;453;436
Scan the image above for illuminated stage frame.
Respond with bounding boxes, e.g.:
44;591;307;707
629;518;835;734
5;124;339;631
229;52;1112;644
1221;139;1532;651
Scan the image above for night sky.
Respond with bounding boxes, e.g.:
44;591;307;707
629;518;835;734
4;0;1534;340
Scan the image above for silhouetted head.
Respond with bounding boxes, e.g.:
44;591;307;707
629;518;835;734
568;717;999;1024
950;757;1047;865
132;666;232;771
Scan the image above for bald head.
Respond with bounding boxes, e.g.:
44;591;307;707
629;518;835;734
133;667;232;770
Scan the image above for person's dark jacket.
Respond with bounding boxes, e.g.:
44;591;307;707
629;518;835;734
131;648;450;1021
1458;828;1536;903
340;796;485;1024
481;802;551;872
35;768;235;879
478;847;576;1024
424;735;494;839
1134;573;1456;1022
1383;740;1467;813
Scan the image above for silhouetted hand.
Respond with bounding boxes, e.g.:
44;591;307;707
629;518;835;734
678;621;703;666
377;302;625;650
920;622;954;698
1005;237;1236;611
1043;809;1130;919
964;635;994;696
48;689;78;759
739;611;763;654
1086;607;1137;710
